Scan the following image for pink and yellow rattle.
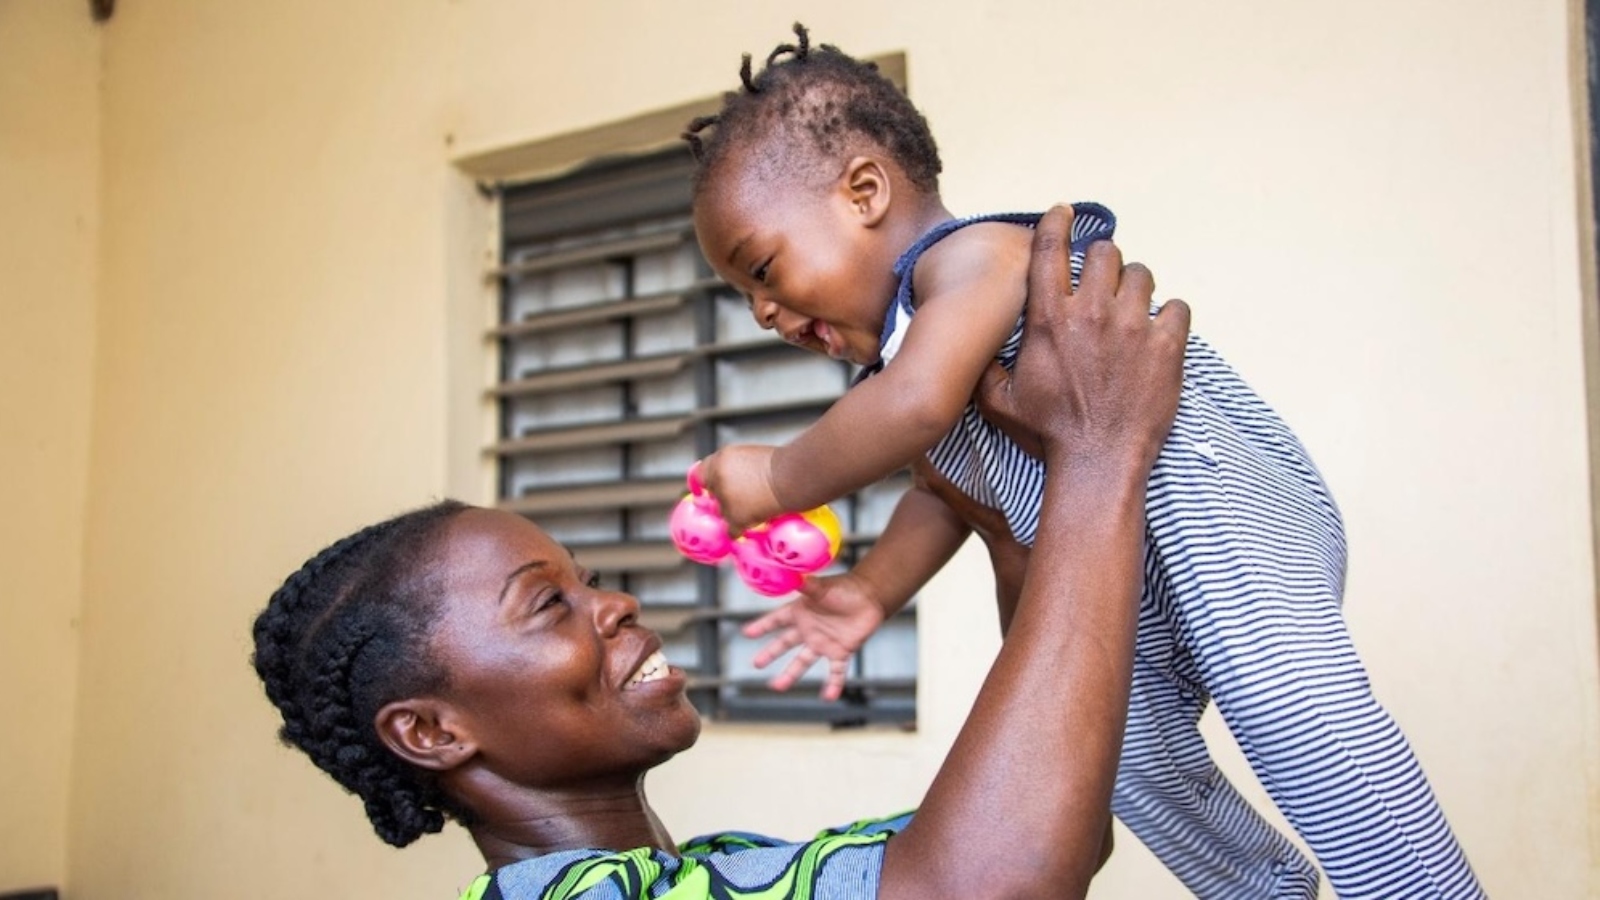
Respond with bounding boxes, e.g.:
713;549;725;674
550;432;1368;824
669;462;843;596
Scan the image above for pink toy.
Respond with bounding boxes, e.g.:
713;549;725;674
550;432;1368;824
669;463;843;596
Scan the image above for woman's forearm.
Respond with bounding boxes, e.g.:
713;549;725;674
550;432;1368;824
879;460;1147;899
876;205;1188;900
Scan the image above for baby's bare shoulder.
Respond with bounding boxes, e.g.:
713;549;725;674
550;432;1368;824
912;221;1033;303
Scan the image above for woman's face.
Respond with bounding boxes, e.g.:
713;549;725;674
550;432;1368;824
426;509;701;789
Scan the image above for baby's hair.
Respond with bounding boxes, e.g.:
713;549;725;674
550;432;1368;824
251;499;471;847
683;22;941;196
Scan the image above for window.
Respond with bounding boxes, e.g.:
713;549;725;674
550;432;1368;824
487;148;916;725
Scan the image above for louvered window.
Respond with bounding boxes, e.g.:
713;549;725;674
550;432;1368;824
489;148;916;725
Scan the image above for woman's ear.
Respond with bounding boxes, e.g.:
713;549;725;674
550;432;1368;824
840;156;891;227
375;699;475;772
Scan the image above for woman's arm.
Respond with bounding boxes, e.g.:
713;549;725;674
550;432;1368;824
878;206;1189;900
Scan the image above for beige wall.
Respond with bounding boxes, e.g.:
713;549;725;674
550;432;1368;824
0;1;99;891
0;0;1592;897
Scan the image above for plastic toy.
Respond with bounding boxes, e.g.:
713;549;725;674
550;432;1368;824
669;463;843;596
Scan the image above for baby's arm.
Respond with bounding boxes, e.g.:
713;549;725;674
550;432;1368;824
703;224;1032;532
742;481;972;699
774;223;1031;508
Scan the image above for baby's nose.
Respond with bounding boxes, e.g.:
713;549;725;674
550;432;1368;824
749;294;781;330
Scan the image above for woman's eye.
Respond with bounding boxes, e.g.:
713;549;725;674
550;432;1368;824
535;591;565;612
584;571;601;589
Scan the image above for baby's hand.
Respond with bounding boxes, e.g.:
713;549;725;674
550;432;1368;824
741;573;889;701
698;444;783;535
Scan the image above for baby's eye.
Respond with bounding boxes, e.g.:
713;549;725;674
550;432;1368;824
752;261;771;284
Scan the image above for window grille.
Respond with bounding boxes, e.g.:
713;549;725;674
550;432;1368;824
489;148;916;725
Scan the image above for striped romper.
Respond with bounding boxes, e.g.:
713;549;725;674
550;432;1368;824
870;208;1485;899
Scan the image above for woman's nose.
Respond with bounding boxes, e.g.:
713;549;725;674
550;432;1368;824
593;586;641;636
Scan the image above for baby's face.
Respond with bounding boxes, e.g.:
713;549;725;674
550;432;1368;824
692;162;893;367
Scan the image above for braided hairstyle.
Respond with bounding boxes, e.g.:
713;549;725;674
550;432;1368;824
683;23;941;197
251;499;472;847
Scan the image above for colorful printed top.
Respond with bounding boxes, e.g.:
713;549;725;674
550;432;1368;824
458;812;911;900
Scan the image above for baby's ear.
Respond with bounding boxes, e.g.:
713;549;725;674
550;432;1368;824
375;699;476;772
840;156;891;227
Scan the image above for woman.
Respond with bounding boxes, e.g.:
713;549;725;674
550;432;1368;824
252;206;1189;900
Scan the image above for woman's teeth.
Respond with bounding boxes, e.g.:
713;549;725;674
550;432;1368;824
625;650;669;688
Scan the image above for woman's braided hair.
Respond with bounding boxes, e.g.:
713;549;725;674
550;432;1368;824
683;23;941;197
251;499;471;847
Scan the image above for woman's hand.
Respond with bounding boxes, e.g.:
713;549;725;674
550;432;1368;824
977;205;1188;474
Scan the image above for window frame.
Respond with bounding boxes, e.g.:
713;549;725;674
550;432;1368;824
482;146;918;726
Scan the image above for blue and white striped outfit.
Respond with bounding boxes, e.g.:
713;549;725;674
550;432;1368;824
870;208;1485;899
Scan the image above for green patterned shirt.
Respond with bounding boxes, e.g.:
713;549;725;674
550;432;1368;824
458;812;911;900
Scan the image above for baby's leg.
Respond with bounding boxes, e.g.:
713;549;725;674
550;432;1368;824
1151;393;1484;898
1114;597;1320;898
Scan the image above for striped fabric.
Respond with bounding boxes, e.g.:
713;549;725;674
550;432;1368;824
877;208;1117;545
873;210;1485;899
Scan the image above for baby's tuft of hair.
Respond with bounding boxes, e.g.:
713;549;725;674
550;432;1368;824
683;23;941;198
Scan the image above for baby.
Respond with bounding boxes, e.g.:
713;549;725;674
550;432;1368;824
685;24;1483;900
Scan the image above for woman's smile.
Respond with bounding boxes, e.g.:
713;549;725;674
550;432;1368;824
623;649;676;690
